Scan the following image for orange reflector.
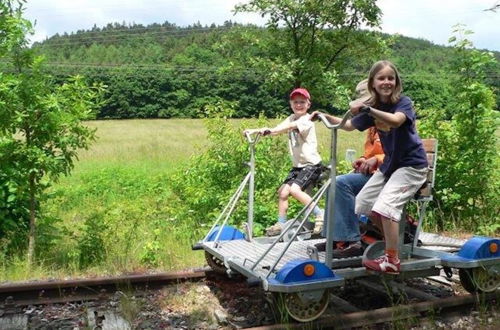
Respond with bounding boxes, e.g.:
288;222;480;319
490;242;498;254
303;264;315;277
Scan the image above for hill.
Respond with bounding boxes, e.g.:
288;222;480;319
30;21;499;119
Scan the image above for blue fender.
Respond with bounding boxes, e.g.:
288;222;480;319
206;225;245;241
441;236;500;264
457;236;500;259
274;259;338;284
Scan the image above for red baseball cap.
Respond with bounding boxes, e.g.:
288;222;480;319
290;88;310;100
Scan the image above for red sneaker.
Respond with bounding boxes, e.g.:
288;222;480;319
363;254;400;274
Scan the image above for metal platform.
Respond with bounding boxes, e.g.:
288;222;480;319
202;231;463;277
203;238;326;278
419;232;467;251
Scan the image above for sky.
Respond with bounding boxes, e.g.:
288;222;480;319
23;0;500;51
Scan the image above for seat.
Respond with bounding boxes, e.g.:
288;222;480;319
400;138;438;250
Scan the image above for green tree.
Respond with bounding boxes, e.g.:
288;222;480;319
0;1;105;263
234;0;386;105
0;0;31;56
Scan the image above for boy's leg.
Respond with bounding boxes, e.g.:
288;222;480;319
288;183;313;205
288;164;323;210
277;184;291;222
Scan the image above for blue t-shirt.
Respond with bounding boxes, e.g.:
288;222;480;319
351;96;428;177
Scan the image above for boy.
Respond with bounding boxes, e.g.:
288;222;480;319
244;88;324;236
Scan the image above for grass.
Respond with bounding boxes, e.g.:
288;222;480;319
0;118;365;282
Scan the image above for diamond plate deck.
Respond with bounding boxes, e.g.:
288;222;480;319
202;231;468;276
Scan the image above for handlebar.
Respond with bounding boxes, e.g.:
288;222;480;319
317;109;352;130
244;130;262;144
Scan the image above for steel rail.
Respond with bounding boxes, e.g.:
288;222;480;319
0;268;208;306
246;291;498;329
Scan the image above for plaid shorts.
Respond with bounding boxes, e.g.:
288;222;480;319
283;163;323;190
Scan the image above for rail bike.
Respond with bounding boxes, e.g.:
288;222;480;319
193;110;500;322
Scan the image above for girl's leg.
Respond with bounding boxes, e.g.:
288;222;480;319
364;167;427;273
381;217;399;258
368;212;384;237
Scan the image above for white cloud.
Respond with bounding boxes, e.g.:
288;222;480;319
377;0;500;50
23;0;500;51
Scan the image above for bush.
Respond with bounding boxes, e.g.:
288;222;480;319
168;101;353;238
419;27;499;233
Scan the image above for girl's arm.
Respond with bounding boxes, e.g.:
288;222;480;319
350;101;406;128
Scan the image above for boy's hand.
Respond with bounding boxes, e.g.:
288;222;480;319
259;127;272;136
310;111;322;121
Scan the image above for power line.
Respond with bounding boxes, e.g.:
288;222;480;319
32;25;254;47
2;62;497;80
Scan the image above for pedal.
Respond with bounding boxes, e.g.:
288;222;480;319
307;245;319;261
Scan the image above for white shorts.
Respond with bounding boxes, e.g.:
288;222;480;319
355;166;428;222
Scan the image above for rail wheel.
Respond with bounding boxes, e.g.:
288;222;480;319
459;266;500;293
204;251;226;274
282;290;329;322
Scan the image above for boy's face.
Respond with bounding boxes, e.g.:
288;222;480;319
289;95;310;116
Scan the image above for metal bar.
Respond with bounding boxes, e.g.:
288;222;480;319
213;172;251;245
265;208;317;278
325;127;337;268
249;180;329;272
248;138;255;241
316;110;352;269
412;201;427;250
263;183;331;275
202;172;250;243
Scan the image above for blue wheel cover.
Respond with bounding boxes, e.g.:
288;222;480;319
206;225;245;241
275;259;337;283
458;236;500;259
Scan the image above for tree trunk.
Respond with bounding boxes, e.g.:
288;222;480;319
27;173;36;265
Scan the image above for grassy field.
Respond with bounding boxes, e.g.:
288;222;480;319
1;118;366;281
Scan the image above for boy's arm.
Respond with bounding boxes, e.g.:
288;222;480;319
310;111;355;131
263;117;297;136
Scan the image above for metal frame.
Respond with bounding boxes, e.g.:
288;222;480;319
197;113;499;297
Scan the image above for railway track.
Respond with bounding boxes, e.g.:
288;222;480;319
0;269;497;329
251;288;498;329
0;268;208;306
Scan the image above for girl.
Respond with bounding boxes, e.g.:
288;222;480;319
317;60;428;273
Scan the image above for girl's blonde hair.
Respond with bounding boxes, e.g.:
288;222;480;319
366;60;402;105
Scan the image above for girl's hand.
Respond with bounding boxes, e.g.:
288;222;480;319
349;100;365;115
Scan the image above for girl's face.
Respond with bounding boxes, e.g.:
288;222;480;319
372;66;396;103
290;96;310;116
